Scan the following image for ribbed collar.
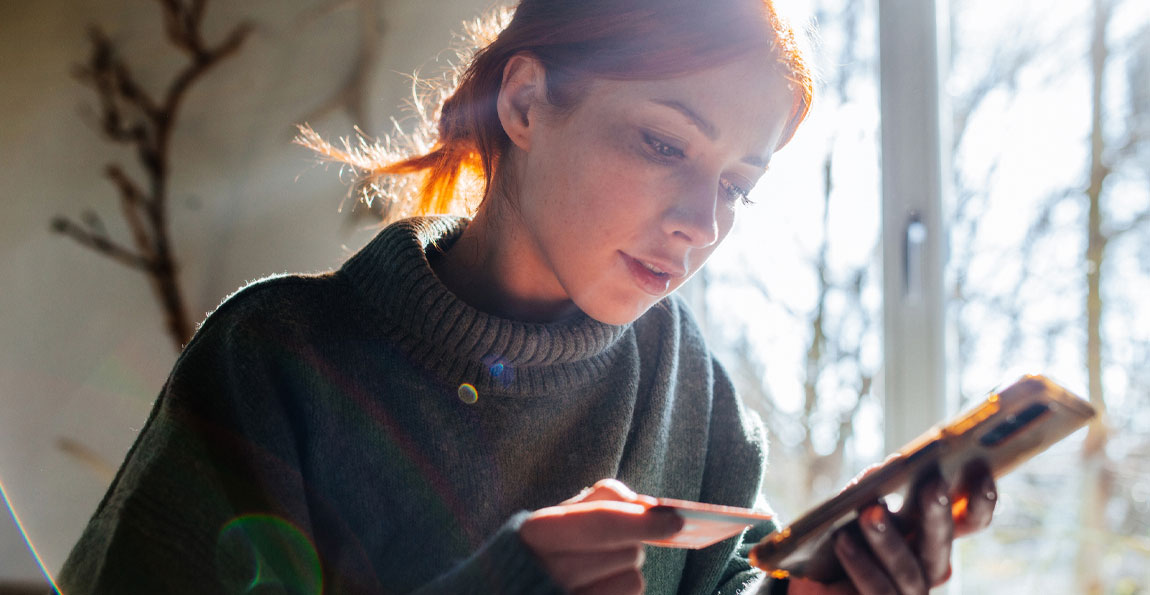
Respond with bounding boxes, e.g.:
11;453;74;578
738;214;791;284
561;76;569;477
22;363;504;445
340;216;631;396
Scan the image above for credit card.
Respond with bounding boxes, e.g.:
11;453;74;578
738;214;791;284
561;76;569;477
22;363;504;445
643;498;776;549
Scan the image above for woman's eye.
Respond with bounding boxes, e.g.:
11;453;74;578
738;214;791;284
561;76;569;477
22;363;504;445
643;134;685;160
720;178;754;206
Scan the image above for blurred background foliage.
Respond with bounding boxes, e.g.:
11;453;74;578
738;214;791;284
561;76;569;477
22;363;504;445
698;0;1149;592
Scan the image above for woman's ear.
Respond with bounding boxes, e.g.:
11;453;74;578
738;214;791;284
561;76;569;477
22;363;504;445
497;53;547;151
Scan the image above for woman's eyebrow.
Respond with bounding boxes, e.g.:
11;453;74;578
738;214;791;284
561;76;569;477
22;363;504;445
652;99;718;140
650;99;769;169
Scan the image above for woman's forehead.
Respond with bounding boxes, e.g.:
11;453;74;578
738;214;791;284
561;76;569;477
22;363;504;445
582;56;795;153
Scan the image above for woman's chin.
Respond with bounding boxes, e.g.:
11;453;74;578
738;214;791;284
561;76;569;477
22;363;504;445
576;296;664;326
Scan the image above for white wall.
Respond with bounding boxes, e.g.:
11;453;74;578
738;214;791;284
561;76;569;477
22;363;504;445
0;0;493;583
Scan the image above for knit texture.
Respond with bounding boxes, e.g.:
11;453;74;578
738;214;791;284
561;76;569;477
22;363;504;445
57;216;777;594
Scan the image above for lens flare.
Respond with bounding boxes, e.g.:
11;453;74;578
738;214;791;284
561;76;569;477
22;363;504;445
480;354;514;387
0;477;61;592
216;514;322;595
457;383;478;404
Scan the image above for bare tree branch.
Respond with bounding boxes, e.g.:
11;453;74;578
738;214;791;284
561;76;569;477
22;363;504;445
52;0;252;351
1105;207;1150;239
50;217;152;271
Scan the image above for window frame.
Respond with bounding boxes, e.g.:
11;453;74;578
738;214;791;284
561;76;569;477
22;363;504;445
877;0;951;450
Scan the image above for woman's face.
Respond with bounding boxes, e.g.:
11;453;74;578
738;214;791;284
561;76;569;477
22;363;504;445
503;51;796;325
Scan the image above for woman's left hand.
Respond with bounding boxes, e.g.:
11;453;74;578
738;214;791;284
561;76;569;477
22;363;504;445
785;460;997;594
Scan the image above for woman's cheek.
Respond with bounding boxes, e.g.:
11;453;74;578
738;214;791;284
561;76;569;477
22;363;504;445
590;152;663;209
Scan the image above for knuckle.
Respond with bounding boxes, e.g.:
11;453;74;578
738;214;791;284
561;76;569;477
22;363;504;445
965;503;991;528
520;511;562;545
593;478;634;499
927;562;950;587
546;560;578;589
594;478;625;490
518;521;541;547
924;513;955;546
932;562;954;586
890;561;927;593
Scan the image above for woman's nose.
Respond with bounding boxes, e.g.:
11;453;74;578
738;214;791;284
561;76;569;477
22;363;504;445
663;182;720;248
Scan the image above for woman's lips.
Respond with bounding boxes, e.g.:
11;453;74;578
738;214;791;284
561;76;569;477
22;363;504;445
621;252;673;296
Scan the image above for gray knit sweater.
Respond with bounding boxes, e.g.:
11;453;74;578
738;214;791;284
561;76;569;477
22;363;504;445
58;216;777;594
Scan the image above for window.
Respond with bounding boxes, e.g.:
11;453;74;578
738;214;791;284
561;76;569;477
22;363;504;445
698;0;1150;591
947;0;1150;591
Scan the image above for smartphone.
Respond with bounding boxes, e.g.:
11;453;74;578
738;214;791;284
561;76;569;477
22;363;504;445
748;374;1096;581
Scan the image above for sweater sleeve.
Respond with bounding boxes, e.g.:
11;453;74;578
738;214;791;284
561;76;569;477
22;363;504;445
687;355;781;595
711;497;782;595
55;292;320;594
409;511;562;595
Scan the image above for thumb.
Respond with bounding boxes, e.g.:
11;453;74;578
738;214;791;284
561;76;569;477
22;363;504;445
563;479;658;507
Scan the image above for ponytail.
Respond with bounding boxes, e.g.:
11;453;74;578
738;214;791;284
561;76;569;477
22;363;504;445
297;9;512;221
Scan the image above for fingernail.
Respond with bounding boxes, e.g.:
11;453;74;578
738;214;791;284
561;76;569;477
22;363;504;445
929;482;950;508
865;507;887;533
635;494;660;507
652;507;684;532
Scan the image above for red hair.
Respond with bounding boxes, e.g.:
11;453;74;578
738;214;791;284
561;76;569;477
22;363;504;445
299;0;813;221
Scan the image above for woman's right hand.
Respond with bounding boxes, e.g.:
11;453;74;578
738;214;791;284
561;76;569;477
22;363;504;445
781;461;997;595
519;479;684;595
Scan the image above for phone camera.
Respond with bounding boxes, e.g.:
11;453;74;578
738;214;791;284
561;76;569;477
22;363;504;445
979;402;1050;447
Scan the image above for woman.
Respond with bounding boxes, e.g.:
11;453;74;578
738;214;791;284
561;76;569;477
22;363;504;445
58;0;996;593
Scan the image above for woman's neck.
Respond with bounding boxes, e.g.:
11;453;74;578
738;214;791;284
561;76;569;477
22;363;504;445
429;199;580;324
